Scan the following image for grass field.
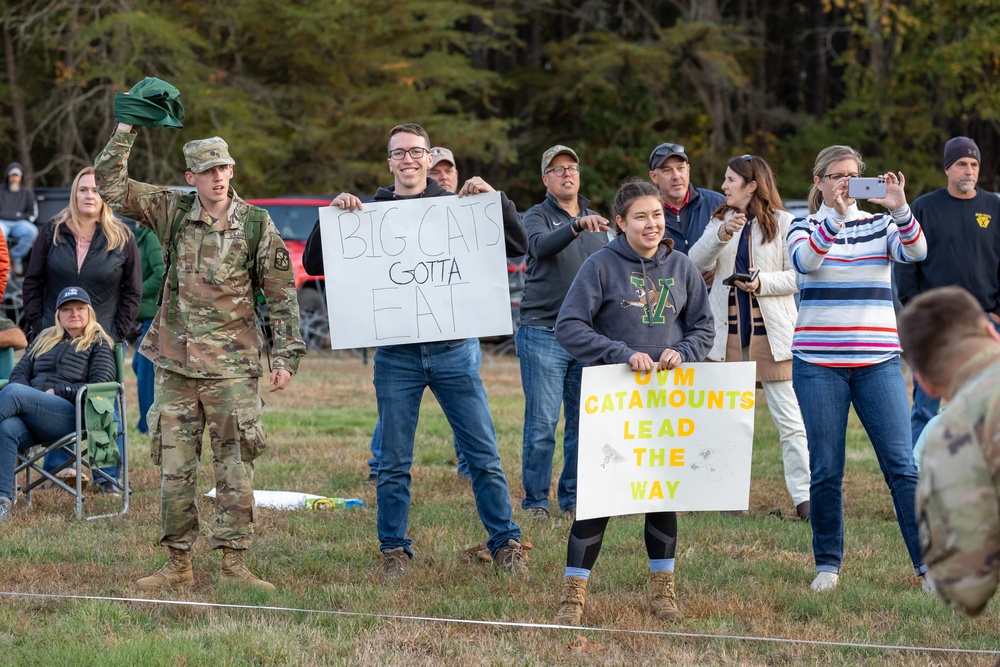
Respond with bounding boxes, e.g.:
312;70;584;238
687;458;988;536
0;348;998;666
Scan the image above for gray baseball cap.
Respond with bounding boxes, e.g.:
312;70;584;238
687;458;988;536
183;136;235;173
430;147;456;168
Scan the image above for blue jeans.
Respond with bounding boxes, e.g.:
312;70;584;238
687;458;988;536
373;341;520;558
515;325;580;513
133;319;155;433
0;383;78;499
909;382;940;448
792;356;926;576
0;220;39;261
368;338;481;478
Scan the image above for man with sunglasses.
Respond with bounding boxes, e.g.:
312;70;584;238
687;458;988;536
330;123;528;579
648;142;724;269
516;145;609;522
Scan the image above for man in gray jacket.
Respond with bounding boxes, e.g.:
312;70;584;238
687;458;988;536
516;145;609;521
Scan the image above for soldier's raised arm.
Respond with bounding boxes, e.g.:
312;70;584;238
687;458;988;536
94;122;177;238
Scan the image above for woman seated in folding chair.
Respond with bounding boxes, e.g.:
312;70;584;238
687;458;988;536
0;286;115;521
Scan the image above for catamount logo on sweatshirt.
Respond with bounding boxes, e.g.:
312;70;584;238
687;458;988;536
976;212;991;229
620;273;675;324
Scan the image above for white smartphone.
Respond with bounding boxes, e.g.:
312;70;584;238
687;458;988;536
848;177;887;199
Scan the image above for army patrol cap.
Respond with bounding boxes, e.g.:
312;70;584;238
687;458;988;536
183;137;236;174
541;145;579;174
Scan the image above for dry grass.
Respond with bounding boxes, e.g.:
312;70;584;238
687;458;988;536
0;348;997;666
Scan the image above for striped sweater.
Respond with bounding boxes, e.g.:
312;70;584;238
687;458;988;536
787;202;926;367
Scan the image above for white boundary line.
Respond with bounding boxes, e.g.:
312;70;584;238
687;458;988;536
0;590;996;655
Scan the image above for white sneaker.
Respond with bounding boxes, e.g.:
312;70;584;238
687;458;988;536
921;574;936;594
810;572;839;592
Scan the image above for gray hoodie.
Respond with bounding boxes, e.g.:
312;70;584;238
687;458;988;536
0;162;37;223
555;234;713;366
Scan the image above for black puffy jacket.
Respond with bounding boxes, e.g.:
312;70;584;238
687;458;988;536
8;334;116;403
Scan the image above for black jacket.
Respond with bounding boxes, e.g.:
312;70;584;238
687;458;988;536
519;192;608;327
9;335;116;403
22;217;142;341
302;178;527;275
0;162;37;223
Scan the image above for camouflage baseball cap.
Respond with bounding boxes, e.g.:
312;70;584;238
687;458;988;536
541;145;579;174
183;136;235;173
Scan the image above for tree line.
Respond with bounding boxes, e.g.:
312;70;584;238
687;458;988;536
3;0;998;213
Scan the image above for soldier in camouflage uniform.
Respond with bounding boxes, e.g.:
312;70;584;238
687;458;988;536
898;286;1000;616
95;121;305;591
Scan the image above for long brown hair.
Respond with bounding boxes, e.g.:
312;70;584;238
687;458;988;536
52;166;132;252
711;155;784;244
808;146;866;214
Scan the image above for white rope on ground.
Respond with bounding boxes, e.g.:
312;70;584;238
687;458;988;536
0;590;997;656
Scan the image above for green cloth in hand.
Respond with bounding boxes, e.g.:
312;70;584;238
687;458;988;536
113;77;185;129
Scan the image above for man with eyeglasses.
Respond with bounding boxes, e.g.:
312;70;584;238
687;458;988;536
516;145;609;522
330;123;529;579
648;142;724;268
896;136;1000;448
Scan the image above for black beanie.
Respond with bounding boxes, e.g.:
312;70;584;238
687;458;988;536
943;137;980;170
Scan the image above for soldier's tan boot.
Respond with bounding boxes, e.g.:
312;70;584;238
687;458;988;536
554;576;588;625
136;547;193;591
650;570;681;620
220;547;275;591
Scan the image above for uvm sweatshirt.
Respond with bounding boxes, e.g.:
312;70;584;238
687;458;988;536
555;234;714;366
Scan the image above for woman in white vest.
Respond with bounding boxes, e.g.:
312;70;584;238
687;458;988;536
689;154;810;521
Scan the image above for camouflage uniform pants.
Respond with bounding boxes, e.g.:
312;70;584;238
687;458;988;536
148;367;266;552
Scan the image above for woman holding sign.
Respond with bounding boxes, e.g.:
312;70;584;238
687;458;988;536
787;145;928;593
552;178;713;625
688;155;811;521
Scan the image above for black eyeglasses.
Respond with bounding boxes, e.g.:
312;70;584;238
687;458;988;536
388;147;432;160
823;172;861;180
544;165;581;177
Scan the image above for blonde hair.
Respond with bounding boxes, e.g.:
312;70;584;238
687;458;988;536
52;166;132;252
808;146;866;214
31;302;113;358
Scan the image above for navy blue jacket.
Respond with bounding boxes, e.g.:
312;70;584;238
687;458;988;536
664;185;725;255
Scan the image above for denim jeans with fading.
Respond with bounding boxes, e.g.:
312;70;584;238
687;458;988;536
792;356;926;576
374;341;520;558
515;324;580;513
0;383;77;499
368;338;480;478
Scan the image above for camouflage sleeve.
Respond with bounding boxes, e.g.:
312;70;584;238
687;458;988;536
93;129;179;240
916;398;1000;617
257;215;306;374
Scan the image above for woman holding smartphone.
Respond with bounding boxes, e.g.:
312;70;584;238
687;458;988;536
689;155;810;521
553;178;713;625
787;145;928;592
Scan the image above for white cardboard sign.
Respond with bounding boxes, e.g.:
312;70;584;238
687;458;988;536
318;192;512;349
576;362;756;520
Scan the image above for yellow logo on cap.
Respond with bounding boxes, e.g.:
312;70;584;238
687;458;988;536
976;212;991;229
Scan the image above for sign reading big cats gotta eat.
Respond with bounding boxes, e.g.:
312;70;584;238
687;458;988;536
318;192;511;349
576;362;756;520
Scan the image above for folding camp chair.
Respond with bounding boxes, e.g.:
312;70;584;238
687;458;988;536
12;342;129;520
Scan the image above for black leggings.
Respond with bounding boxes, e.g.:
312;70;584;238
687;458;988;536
566;511;678;570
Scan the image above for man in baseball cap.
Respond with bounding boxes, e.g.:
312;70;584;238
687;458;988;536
647;141;723;258
429;147;459;194
896;135;1000;447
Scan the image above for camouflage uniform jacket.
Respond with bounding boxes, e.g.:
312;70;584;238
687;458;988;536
94;129;305;379
916;345;1000;617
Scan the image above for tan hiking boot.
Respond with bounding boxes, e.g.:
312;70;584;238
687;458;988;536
220;547;275;591
492;539;528;575
135;548;193;591
554;575;588;625
381;546;410;578
650;570;681;620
